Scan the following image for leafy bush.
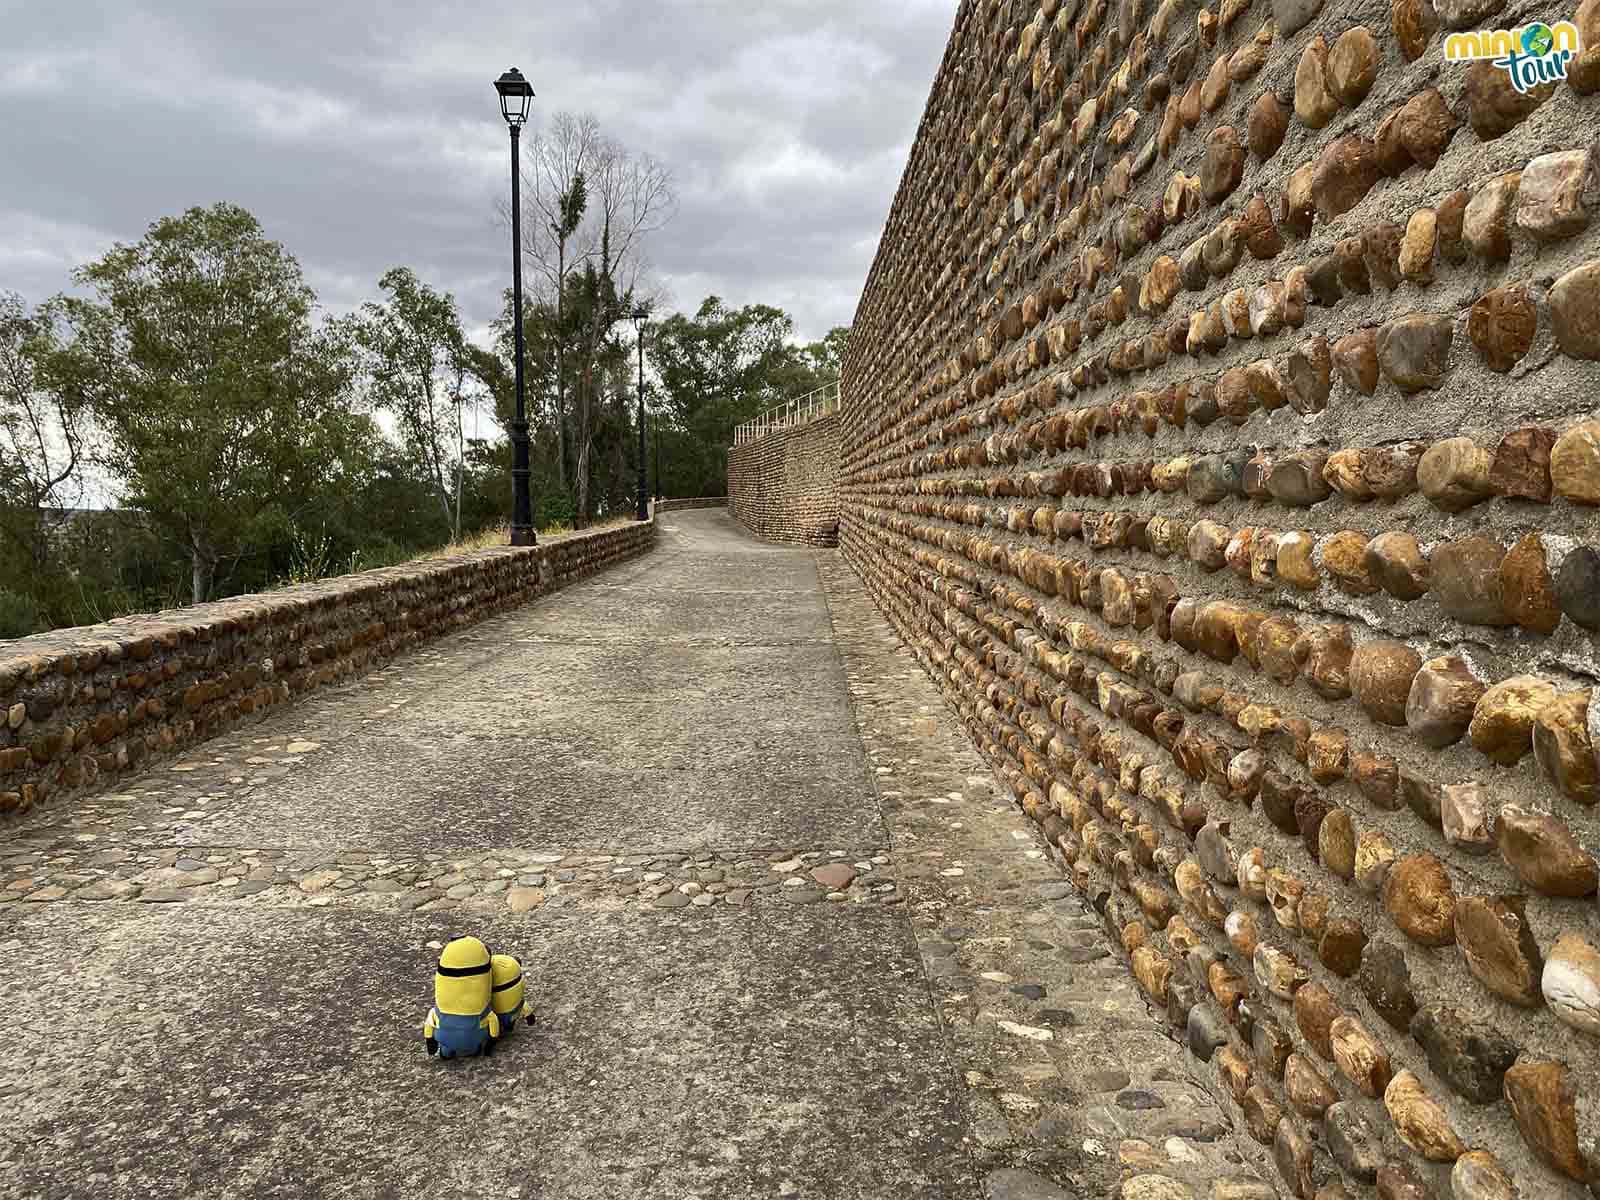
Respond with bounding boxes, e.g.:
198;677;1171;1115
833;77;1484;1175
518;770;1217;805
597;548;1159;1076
0;589;42;639
537;492;577;528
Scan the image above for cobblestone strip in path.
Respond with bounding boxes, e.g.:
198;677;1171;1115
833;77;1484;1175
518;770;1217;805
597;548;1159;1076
817;551;1279;1200
0;837;903;912
0;727;906;913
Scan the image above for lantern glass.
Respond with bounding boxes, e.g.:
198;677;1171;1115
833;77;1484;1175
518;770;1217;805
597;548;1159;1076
495;69;533;127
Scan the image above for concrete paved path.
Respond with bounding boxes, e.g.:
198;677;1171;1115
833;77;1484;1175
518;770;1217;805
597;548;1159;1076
0;511;1266;1200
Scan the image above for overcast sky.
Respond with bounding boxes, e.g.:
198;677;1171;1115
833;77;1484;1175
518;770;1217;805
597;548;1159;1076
0;0;957;344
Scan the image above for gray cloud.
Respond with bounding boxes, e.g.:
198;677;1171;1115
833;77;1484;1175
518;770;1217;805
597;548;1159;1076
0;0;956;342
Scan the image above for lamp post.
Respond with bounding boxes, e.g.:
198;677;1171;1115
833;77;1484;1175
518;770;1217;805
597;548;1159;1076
495;67;537;546
630;306;649;521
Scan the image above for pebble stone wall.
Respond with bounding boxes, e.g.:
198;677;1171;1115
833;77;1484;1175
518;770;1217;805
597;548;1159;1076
838;0;1600;1196
0;520;655;823
728;412;843;545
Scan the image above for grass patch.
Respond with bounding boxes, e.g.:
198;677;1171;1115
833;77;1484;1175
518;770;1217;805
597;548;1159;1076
414;523;513;560
411;515;637;561
540;515;634;541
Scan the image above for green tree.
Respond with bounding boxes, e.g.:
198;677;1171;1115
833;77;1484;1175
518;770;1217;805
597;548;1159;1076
0;291;89;630
354;267;484;541
647;297;808;495
801;326;850;380
52;203;366;604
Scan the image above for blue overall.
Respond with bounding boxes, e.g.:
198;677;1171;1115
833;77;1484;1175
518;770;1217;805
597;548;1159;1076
433;1007;493;1058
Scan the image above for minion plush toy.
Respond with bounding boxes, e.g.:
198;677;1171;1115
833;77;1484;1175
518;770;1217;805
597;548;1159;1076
490;954;534;1036
423;935;501;1058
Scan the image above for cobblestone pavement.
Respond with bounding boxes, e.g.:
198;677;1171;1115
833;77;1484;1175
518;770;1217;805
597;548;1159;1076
1;510;1268;1199
817;555;1274;1200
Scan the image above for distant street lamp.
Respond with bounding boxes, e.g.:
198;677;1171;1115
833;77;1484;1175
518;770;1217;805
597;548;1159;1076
630;306;649;521
495;66;536;546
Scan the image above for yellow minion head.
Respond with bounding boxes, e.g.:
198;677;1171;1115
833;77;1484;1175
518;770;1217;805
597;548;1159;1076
434;935;493;1018
490;954;528;1027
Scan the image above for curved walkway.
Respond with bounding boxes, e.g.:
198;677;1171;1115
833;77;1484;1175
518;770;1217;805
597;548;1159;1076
0;510;1265;1200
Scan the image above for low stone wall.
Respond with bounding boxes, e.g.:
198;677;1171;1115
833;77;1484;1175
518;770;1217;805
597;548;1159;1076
655;497;728;512
727;413;841;546
0;519;655;822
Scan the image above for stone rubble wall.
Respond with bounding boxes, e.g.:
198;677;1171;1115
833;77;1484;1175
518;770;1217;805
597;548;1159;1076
0;520;656;824
655;497;729;512
839;0;1600;1196
728;413;843;545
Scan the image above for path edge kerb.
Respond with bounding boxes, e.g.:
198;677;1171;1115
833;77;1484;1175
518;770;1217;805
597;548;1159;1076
0;516;659;827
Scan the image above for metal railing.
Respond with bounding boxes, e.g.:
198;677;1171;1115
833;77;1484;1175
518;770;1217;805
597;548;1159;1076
732;379;842;445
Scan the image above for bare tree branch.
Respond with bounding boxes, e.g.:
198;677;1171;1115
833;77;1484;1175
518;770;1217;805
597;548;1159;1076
491;110;675;524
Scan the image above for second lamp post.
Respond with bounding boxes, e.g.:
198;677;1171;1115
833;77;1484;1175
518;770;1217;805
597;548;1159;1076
631;306;649;521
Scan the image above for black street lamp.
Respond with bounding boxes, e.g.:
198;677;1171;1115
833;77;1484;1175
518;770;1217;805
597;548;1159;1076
630;306;649;521
495;66;537;546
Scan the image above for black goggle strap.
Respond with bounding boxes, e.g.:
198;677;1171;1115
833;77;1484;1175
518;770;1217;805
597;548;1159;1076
437;961;491;978
492;970;524;992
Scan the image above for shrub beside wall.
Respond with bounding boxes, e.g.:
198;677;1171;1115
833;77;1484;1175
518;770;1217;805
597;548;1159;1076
0;521;655;820
840;0;1600;1194
728;413;842;546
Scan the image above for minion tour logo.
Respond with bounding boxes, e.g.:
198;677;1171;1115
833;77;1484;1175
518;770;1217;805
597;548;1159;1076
1444;21;1584;93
